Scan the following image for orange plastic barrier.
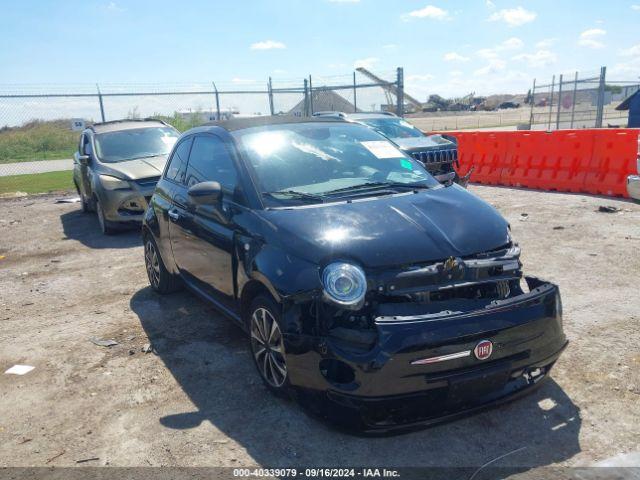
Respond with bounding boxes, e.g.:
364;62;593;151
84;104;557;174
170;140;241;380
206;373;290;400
441;129;639;198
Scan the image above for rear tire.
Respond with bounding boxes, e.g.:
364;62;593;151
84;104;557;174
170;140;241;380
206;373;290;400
248;295;290;396
144;234;182;294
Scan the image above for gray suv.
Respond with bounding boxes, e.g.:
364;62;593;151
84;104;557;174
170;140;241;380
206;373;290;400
313;112;470;186
73;120;179;234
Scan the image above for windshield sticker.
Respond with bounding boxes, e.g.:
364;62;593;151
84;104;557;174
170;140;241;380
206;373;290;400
361;141;404;159
400;158;413;170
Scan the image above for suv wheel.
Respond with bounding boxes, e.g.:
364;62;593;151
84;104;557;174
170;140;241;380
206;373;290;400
144;235;182;294
249;296;289;394
95;198;116;235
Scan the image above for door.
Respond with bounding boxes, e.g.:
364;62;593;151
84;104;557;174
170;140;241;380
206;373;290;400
77;133;93;198
168;134;240;306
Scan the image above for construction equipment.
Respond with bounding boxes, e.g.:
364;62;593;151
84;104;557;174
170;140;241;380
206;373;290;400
356;67;423;112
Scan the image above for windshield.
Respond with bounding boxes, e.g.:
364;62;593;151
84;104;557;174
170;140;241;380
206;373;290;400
233;123;439;206
94;127;179;163
357;117;424;139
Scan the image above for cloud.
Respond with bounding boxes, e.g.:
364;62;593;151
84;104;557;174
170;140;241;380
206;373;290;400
354;57;379;69
500;37;524;50
488;7;537;27
449;70;463;77
444;52;470;62
474;59;507;76
104;1;125;12
619;44;640;57
382;44;398;50
477;48;499;59
512;50;558;68
250;40;286;50
328;0;360;2
578;29;606;49
476;37;524;60
407;74;435;82
535;38;556;49
402;5;449;21
486;0;496;9
632;4;640;10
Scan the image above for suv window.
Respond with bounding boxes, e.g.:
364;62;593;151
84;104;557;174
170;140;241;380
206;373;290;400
185;135;238;191
165;138;192;183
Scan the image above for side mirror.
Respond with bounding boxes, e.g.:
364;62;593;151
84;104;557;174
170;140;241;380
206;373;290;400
78;154;90;166
188;181;222;205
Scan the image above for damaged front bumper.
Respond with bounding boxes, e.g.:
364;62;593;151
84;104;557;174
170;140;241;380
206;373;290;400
283;276;566;432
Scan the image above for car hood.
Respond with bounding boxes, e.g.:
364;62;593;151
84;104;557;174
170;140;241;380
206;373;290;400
258;185;509;269
393;135;455;152
101;155;167;180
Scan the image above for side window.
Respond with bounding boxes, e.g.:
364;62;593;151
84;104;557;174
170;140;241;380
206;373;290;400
165;138;192;183
185;135;238;191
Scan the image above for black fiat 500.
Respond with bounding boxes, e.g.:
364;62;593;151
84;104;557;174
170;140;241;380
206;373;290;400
142;116;566;432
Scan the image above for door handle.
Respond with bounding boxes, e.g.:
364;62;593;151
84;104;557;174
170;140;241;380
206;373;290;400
168;209;180;222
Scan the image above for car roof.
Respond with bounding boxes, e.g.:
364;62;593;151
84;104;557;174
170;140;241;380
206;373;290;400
88;119;170;134
348;113;398;121
201;115;346;132
313;111;398;121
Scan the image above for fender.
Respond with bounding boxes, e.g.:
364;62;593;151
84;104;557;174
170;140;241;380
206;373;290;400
238;243;321;304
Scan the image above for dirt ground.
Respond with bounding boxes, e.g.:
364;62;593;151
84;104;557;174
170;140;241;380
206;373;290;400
0;186;639;473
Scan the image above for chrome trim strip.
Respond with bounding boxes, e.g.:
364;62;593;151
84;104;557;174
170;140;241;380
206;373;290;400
410;350;471;365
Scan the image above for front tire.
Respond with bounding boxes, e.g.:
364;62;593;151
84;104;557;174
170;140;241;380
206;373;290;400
95;198;116;235
249;295;290;395
144;234;182;294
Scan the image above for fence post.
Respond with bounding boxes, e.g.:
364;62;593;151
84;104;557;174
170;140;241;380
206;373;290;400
96;84;106;122
212;82;220;120
268;77;275;116
308;75;314;115
303;78;309;117
353;71;357;112
555;74;563;130
570;71;578;129
396;67;404;117
595;66;606;128
547;75;555;130
529;78;536;129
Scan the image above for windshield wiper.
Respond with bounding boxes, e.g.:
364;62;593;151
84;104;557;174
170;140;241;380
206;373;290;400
323;181;430;195
263;190;325;203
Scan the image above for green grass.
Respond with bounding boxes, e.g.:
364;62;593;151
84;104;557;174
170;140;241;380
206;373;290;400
0;170;74;195
0;113;209;165
0;120;78;164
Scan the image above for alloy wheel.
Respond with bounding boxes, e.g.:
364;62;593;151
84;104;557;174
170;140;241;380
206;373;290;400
145;240;161;288
250;307;287;388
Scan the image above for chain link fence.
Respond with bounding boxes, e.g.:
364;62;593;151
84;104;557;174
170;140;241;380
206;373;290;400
0;69;402;182
529;67;640;130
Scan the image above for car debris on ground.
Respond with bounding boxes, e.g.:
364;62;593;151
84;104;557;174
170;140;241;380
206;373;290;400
597;205;621;213
89;337;118;347
4;365;35;375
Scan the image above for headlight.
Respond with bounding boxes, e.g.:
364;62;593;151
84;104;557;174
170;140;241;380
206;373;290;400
99;174;131;191
322;262;367;309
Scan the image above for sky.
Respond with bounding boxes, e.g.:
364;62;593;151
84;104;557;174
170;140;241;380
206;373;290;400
0;0;639;102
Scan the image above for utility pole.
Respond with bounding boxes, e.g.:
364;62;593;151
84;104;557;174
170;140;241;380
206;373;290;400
96;84;106;122
213;82;220;120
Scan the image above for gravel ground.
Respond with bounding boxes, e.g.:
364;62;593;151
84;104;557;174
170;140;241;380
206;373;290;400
0;186;639;472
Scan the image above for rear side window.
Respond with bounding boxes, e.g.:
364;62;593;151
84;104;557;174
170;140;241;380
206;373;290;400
165;138;192;183
185;135;238;191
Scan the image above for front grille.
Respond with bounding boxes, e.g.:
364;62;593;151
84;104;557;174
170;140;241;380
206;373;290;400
411;149;457;165
134;176;160;188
